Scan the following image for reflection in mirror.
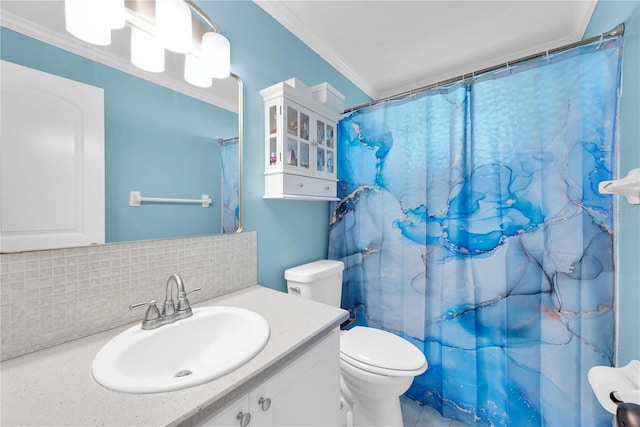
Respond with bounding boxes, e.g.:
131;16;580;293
220;136;242;233
0;0;242;252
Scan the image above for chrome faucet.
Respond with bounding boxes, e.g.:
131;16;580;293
129;273;201;330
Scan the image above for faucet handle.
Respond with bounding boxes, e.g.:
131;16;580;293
129;299;161;321
177;287;201;311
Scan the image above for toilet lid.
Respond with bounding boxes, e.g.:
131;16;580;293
340;326;427;373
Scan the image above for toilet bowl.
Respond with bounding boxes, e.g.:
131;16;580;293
339;326;427;427
285;260;428;427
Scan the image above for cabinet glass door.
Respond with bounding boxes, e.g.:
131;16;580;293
285;102;312;175
316;146;325;172
286;106;298;166
326;124;334;149
326;124;335;174
316;118;326;173
268;105;278;165
315;117;336;179
326;151;334;174
299;111;310;169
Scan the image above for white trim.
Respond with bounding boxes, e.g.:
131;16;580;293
574;1;599;40
0;10;238;113
253;0;379;99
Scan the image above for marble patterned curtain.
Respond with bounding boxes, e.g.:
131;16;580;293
329;37;623;426
220;139;239;233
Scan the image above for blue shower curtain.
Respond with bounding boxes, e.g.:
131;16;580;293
329;37;623;426
220;139;239;233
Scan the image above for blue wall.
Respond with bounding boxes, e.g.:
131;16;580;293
9;1;632;368
0;27;238;242
191;1;371;291
1;2;370;288
586;1;640;366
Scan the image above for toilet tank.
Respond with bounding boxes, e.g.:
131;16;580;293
284;260;344;307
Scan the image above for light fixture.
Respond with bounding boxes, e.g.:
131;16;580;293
63;0;231;88
184;54;212;88
64;0;125;46
202;32;231;79
131;27;165;73
106;0;126;30
155;0;192;54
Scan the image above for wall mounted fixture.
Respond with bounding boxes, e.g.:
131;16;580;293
64;0;230;88
599;168;640;204
129;191;212;207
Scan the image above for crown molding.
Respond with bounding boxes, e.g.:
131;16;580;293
574;1;598;40
0;10;238;113
253;0;379;100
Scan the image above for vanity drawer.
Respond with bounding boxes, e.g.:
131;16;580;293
282;174;315;196
314;179;336;198
263;173;338;200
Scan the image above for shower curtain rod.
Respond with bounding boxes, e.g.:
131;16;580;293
343;23;625;114
219;136;239;145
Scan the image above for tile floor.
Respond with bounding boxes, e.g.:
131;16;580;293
400;395;467;427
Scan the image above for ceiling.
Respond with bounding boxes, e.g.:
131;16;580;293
254;1;598;100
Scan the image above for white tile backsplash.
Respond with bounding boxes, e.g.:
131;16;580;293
0;232;257;361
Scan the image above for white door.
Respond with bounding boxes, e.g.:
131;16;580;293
0;60;105;252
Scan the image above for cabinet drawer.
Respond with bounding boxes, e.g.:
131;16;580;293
282;174;315;196
313;179;336;198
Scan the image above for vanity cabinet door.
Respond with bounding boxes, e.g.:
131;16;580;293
250;330;341;427
200;395;251;427
200;329;340;427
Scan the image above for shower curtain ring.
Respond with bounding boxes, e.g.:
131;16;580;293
545;50;552;63
596;33;604;50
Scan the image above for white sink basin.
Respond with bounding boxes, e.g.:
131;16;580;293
92;306;270;393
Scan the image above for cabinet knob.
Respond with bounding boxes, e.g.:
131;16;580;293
298;182;304;188
324;186;330;191
258;397;272;412
237;411;251;427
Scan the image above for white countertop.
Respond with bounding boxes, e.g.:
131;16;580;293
0;285;349;426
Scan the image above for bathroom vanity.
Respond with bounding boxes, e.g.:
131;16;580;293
0;285;348;426
202;331;339;426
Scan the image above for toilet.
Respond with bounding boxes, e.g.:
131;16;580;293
285;260;427;427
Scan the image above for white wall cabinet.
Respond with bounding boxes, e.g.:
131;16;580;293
260;79;344;201
0;60;105;252
199;329;340;427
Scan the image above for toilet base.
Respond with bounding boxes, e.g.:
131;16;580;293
340;366;411;427
350;396;403;427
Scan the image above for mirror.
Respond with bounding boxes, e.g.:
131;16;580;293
0;0;242;250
